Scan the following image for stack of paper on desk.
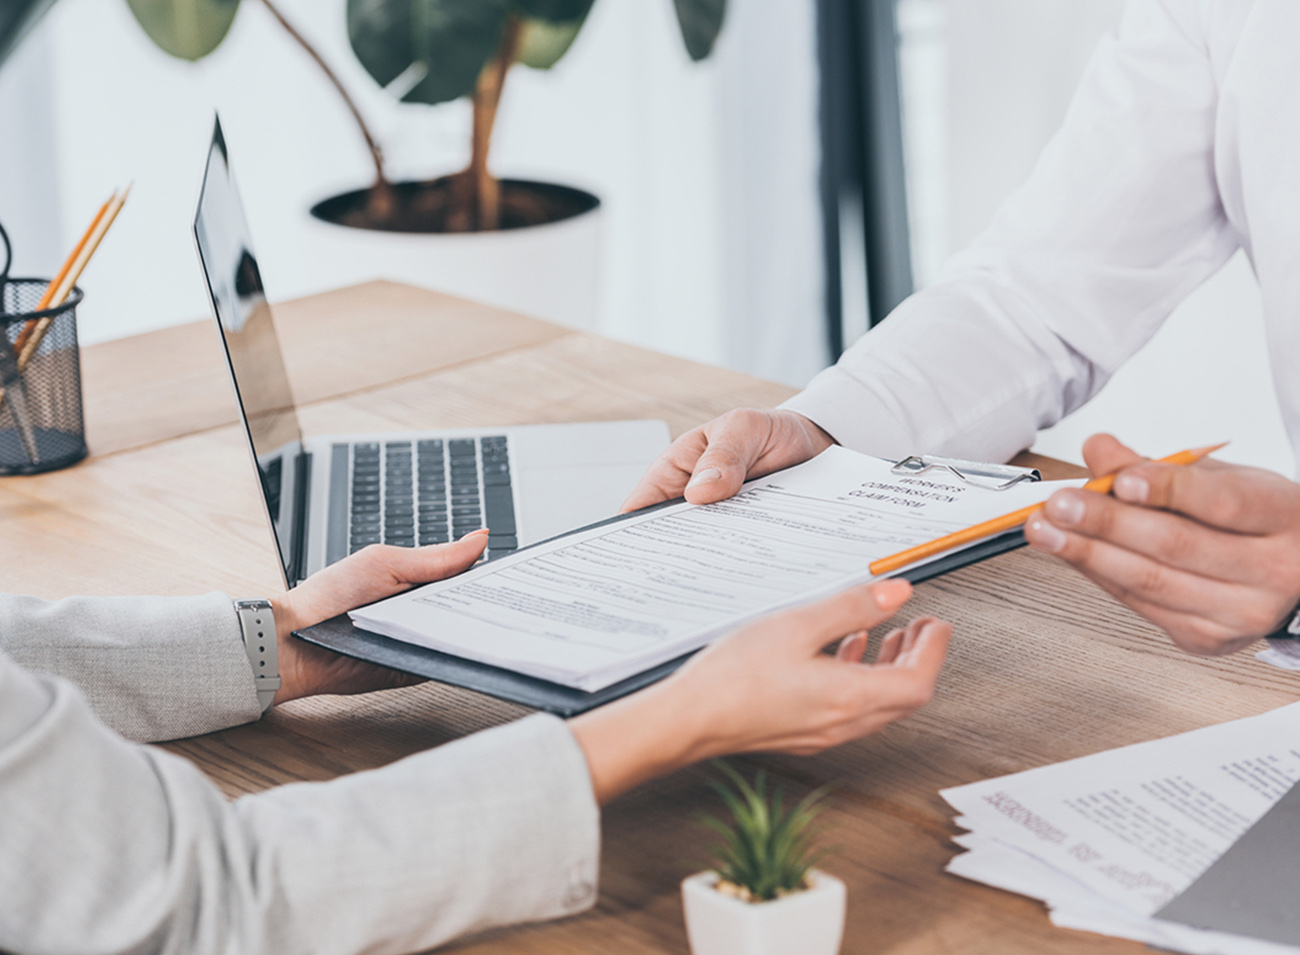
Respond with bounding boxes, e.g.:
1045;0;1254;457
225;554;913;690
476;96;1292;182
943;703;1300;954
351;445;1082;691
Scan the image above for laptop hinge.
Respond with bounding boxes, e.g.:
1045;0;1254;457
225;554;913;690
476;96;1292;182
289;450;311;585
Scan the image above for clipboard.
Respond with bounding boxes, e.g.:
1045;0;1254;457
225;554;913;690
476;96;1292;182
295;459;1037;717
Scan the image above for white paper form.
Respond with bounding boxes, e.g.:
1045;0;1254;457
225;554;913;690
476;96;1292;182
947;833;1298;955
942;702;1300;922
351;446;1081;690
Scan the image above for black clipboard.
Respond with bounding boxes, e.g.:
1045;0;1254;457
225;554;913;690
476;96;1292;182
294;500;1029;717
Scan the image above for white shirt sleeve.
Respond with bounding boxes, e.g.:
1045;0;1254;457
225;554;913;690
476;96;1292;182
784;0;1239;463
0;655;600;955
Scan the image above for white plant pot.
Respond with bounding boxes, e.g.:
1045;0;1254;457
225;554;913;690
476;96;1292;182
681;869;846;955
301;184;602;332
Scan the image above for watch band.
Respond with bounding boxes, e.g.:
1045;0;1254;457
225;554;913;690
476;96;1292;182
234;599;281;712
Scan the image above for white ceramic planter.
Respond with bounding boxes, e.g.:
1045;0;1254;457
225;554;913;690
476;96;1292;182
300;190;603;332
681;869;846;955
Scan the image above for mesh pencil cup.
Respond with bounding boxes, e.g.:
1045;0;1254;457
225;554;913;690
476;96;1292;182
0;278;88;474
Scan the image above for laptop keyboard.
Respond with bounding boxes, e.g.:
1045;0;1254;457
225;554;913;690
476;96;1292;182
347;436;518;560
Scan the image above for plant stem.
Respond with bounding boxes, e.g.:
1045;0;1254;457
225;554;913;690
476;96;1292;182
466;14;521;231
257;0;393;217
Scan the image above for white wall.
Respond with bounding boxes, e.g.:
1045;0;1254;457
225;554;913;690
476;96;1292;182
897;0;1291;476
0;23;61;278
2;0;826;385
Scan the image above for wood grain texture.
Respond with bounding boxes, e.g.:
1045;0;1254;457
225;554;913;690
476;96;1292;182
4;282;1281;954
80;281;571;457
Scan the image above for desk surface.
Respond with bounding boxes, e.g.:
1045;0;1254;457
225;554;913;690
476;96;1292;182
4;281;1295;954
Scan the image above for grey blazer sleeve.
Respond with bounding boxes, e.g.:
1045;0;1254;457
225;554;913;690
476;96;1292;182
0;592;262;742
0;655;601;955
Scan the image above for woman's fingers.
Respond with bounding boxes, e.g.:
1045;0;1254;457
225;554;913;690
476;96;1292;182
777;579;914;654
836;630;869;663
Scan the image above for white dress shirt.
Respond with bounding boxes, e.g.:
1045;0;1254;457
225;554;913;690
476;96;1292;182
785;0;1300;475
0;593;600;955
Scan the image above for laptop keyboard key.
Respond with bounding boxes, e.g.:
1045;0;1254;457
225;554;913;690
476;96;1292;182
484;485;516;535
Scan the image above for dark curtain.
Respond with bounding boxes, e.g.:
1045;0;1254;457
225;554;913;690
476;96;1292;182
817;0;913;357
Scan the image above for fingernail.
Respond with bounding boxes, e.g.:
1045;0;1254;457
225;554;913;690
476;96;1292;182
685;467;722;491
873;578;912;608
1114;473;1149;504
1026;515;1068;554
1047;491;1085;527
459;528;490;541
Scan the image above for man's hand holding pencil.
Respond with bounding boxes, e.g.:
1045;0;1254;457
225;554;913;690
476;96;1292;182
1025;433;1300;656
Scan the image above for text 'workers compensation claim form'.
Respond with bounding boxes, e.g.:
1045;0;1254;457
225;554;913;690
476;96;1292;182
351;446;1082;691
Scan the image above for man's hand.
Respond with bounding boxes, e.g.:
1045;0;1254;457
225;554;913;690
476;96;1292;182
267;531;489;704
1024;433;1300;656
569;579;951;803
620;409;835;512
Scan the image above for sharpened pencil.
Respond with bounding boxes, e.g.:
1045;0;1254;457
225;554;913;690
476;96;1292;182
867;443;1229;576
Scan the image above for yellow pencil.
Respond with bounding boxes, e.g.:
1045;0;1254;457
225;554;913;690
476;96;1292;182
867;442;1228;576
0;187;129;418
15;186;129;367
34;195;113;312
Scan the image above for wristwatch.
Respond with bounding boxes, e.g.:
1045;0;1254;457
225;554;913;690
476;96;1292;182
234;598;281;712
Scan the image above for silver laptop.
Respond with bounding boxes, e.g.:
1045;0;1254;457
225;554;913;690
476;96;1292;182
193;118;669;587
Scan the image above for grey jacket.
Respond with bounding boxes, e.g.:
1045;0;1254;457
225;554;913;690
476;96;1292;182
0;592;600;955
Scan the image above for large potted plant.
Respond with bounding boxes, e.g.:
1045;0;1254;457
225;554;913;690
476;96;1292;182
322;0;726;233
4;0;726;328
299;0;726;330
682;763;847;955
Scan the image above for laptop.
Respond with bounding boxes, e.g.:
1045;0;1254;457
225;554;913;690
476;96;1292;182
193;118;670;587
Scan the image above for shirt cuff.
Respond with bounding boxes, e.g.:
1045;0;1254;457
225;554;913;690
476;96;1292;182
780;364;919;461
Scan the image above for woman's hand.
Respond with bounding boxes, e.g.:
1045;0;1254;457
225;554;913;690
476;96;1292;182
569;579;951;804
266;531;489;704
620;409;836;512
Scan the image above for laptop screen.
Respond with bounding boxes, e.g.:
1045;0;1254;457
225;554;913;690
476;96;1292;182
193;117;304;586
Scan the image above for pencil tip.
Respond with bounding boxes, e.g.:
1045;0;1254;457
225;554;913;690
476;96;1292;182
1192;441;1230;457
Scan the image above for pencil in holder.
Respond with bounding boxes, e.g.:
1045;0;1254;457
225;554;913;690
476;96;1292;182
0;278;88;474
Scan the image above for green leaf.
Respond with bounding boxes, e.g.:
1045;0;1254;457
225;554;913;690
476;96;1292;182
513;0;592;20
347;0;510;105
515;15;586;69
124;0;241;61
700;761;833;900
672;0;725;61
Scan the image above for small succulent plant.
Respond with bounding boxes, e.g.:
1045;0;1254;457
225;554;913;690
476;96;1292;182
700;762;831;903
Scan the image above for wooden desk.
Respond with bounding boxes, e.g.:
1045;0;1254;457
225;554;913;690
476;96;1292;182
2;282;1295;954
